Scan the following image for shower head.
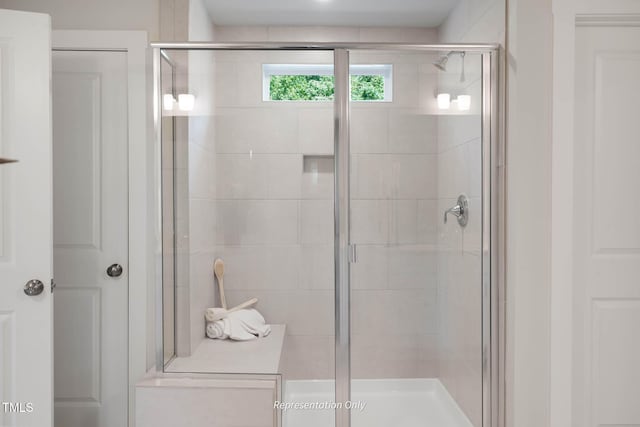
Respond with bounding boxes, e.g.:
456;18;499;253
433;53;451;71
433;51;466;83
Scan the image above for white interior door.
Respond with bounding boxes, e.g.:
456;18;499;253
573;24;640;427
52;50;129;427
0;8;53;427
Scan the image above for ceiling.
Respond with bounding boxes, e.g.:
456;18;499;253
203;0;460;28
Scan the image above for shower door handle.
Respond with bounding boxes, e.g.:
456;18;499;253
348;244;357;263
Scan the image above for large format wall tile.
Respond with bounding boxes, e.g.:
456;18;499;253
351;109;388;154
351;200;389;244
351;289;434;336
186;49;442;381
281;335;335;380
215;108;299;154
351;334;425;378
214;200;299;245
388;110;438;154
298;108;333;154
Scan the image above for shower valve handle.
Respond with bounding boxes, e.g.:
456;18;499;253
444;205;462;222
444;195;469;227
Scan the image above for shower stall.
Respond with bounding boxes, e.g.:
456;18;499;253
153;42;500;427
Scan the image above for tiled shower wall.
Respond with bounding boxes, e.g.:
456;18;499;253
181;27;443;380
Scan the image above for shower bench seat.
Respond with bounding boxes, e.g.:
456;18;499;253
165;324;286;374
136;325;286;427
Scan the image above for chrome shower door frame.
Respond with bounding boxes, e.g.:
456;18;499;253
151;42;502;427
481;49;503;427
333;48;351;427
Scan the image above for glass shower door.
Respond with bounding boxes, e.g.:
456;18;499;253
158;48;337;426
348;48;485;427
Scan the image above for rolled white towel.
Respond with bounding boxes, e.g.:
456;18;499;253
205;298;258;322
206;308;271;341
206;321;226;339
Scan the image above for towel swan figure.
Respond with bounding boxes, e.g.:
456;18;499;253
206;308;271;341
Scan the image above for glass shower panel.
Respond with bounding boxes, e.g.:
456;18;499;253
159;48;336;424
160;53;176;367
349;49;484;427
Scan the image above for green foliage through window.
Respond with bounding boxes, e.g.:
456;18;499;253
270;75;335;101
350;75;384;101
269;74;385;101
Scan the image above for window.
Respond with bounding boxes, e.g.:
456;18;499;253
262;64;393;102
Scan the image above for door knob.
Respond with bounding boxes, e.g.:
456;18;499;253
24;279;45;296
106;264;123;278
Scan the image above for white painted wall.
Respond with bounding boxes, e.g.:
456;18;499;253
0;0;160;38
505;1;553;427
189;0;216;41
214;25;437;43
439;0;505;43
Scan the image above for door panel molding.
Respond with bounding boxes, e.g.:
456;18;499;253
590;50;640;254
52;72;103;250
576;14;640;26
54;287;102;403
0;41;12;262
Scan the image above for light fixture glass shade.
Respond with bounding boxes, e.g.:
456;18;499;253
178;94;195;111
163;94;175;111
437;93;451;110
457;95;471;111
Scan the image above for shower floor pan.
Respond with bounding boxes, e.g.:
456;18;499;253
283;378;472;427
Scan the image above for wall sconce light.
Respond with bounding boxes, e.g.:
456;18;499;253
178;94;195;111
437;93;451;110
163;94;176;111
437;93;471;111
457;95;471;111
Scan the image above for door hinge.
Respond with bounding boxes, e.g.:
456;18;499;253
51;278;57;293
